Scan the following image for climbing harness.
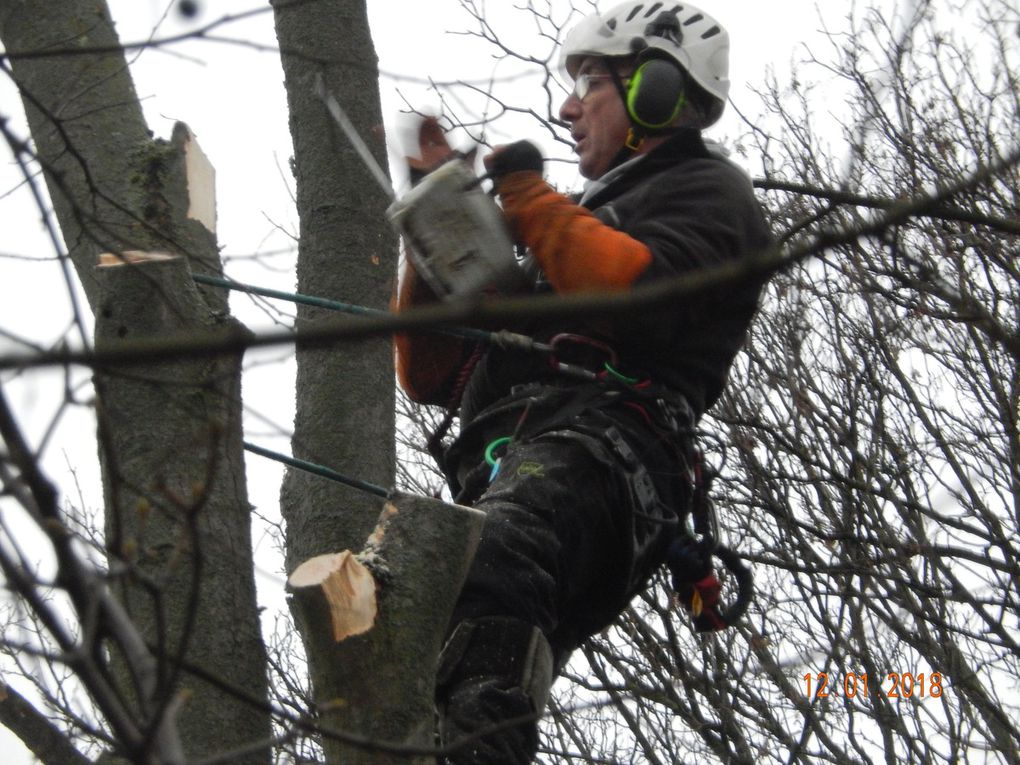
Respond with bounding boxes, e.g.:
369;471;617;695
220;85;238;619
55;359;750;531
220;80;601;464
459;361;753;633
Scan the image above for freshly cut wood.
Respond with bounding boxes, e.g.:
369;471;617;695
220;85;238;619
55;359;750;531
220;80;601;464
97;251;180;267
288;551;377;642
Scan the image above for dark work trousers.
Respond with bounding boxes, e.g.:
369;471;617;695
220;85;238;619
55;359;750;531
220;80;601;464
439;404;691;764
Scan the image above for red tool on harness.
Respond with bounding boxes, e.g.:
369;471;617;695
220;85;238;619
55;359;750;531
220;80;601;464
666;454;753;632
667;537;752;632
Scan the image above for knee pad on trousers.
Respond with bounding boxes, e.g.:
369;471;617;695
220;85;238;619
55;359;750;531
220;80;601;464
436;617;555;763
437;616;554;712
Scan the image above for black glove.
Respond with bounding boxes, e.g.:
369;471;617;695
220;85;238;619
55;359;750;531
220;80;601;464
485;140;544;183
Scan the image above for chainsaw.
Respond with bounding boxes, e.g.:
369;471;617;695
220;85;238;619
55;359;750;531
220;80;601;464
315;76;524;300
386;158;525;299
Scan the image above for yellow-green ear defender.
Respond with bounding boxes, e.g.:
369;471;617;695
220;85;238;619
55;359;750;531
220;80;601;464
626;49;687;130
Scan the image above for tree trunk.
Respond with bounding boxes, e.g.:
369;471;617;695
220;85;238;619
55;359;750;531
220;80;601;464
287;493;485;764
0;2;271;761
272;0;398;563
272;1;485;761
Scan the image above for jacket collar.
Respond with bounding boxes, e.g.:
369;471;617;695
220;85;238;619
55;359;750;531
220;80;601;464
579;128;712;209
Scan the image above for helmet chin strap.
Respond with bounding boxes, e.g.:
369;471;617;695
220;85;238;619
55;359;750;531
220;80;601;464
625;127;645;151
607;66;644;168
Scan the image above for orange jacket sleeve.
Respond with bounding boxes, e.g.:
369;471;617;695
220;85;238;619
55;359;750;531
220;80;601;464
392;259;468;405
495;171;653;293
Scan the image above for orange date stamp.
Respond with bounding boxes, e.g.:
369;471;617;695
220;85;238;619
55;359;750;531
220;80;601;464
802;671;945;700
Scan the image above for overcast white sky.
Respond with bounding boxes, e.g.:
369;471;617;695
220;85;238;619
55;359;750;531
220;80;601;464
0;1;850;760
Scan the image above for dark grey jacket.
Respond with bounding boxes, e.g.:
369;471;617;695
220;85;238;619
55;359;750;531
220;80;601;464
457;128;771;429
443;131;772;632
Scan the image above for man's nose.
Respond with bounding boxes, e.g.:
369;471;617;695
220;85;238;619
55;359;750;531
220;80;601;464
559;92;581;122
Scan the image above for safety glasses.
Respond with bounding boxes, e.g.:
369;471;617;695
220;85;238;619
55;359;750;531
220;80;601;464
572;72;625;101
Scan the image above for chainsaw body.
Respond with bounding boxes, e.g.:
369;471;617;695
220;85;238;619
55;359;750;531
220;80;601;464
387;160;524;300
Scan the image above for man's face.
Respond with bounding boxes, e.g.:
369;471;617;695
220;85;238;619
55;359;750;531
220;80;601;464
559;57;632;180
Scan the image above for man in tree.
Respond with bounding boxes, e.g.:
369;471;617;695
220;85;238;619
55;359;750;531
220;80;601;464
396;2;771;762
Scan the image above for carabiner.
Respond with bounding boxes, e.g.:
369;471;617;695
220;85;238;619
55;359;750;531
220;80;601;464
546;333;618;380
484;436;512;482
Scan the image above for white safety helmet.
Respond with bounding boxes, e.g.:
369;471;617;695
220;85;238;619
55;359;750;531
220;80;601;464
559;1;730;126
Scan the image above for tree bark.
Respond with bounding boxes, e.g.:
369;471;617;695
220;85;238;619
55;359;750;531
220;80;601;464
93;248;269;765
271;0;399;747
272;0;398;561
0;2;271;761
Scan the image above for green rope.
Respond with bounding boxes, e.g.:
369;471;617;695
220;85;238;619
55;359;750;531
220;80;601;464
193;273;493;344
193;274;561;362
243;441;389;498
197;274;568;499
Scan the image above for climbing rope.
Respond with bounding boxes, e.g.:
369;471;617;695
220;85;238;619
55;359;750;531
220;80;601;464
242;441;388;498
199;276;658;505
195;273;566;500
195;272;544;499
193;273;631;381
194;276;406;497
196;273;491;345
196;274;628;483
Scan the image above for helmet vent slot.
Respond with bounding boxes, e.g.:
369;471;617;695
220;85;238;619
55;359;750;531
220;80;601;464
645;2;664;16
683;13;704;25
626;5;644;22
701;25;721;39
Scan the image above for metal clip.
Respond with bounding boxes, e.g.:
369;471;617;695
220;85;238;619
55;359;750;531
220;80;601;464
603;427;639;468
546;334;617;380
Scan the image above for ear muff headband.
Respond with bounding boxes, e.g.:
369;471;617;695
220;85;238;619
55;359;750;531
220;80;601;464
626;54;686;130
